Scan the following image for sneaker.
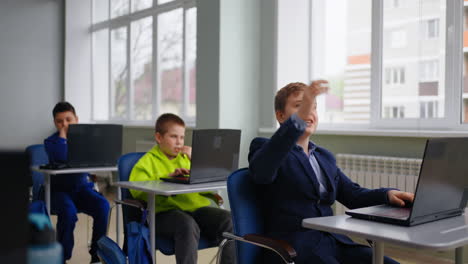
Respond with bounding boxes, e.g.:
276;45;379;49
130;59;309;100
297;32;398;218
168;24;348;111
90;254;101;264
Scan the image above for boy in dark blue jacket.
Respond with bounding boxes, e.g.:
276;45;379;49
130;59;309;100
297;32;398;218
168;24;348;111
44;102;110;263
248;81;414;263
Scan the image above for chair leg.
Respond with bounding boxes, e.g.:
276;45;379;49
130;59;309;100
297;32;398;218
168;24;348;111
213;238;231;264
87;215;92;249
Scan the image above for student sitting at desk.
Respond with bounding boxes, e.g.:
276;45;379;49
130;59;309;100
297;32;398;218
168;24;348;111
248;81;414;264
129;113;234;264
44;102;110;263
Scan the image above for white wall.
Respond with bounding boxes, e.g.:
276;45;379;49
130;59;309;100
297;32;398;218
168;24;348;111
0;0;64;150
64;0;92;122
197;0;263;168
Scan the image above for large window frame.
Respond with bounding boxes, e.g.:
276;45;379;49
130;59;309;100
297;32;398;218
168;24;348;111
369;0;463;130
90;0;197;126
275;0;466;133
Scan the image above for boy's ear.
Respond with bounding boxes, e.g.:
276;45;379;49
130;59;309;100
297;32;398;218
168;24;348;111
75;115;79;122
154;132;161;144
275;110;284;123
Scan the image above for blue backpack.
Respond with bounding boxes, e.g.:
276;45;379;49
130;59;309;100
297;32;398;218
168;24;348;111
97;209;152;264
97;236;126;264
126;210;152;264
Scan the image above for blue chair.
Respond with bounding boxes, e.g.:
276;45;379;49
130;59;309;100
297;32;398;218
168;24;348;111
116;152;219;258
221;168;297;264
25;144;48;201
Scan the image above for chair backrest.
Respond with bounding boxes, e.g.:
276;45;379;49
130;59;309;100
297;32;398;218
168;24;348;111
117;152;146;254
227;168;264;264
118;152;146;200
25;144;49;200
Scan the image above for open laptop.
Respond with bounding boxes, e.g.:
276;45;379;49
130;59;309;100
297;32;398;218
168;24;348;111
160;129;241;184
41;124;123;169
345;137;468;226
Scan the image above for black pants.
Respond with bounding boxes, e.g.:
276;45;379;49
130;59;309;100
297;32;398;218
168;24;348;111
155;207;235;264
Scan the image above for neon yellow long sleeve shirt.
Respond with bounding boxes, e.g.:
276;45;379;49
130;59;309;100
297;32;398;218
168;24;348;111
129;145;211;213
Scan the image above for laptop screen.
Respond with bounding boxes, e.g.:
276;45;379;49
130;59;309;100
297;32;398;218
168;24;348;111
189;129;241;180
67;124;123;167
411;138;468;220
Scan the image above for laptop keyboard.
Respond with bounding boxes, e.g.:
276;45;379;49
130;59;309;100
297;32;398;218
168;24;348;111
373;208;410;219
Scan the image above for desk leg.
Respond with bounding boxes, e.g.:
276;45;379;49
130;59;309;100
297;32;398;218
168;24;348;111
456;247;463;264
44;173;51;217
116;187;121;246
148;195;156;264
372;241;384;264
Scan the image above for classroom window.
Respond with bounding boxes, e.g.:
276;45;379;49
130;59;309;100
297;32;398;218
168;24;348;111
111;0;129;19
462;2;468;123
110;27;128;120
307;0;372;125
131;17;153;121
91;0;197;125
132;0;152;12
277;0;468;131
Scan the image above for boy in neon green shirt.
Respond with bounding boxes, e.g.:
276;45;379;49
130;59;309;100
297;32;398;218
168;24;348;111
129;113;234;264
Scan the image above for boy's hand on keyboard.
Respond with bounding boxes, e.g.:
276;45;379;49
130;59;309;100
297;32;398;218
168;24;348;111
168;168;190;177
387;190;414;207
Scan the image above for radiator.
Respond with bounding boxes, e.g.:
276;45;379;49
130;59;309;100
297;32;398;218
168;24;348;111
334;154;422;215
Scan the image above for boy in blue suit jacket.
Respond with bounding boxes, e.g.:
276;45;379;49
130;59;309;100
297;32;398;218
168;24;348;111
248;81;414;264
44;102;110;263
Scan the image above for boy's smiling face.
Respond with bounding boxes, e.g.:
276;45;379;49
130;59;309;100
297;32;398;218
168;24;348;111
155;123;185;159
276;91;318;135
53;111;78;131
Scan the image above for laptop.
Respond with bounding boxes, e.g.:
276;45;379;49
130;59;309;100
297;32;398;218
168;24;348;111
160;129;241;184
41;124;123;169
345;137;468;226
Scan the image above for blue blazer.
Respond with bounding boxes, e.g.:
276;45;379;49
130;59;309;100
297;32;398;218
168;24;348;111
248;117;392;262
44;132;89;192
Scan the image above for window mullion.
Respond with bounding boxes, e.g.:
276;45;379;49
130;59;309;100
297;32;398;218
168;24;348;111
445;0;464;127
182;6;188;119
370;0;384;128
127;23;133;120
152;13;159;120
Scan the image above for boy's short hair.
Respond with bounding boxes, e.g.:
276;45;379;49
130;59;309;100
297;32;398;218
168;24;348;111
52;102;76;118
155;113;185;134
274;82;307;112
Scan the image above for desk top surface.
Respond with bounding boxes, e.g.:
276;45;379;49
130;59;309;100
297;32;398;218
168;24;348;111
113;180;226;196
302;210;468;250
32;166;117;174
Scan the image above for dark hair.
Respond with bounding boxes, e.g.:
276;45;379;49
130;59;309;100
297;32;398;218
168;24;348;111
274;82;307;112
52;102;76;118
155;113;185;134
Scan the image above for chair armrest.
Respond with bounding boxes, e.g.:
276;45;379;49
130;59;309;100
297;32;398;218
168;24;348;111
114;199;147;210
200;192;224;206
222;232;296;263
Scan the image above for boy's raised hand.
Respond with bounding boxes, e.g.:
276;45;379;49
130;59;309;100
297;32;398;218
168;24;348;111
297;80;329;121
307;80;329;97
58;126;68;139
168;168;190;177
181;146;192;160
